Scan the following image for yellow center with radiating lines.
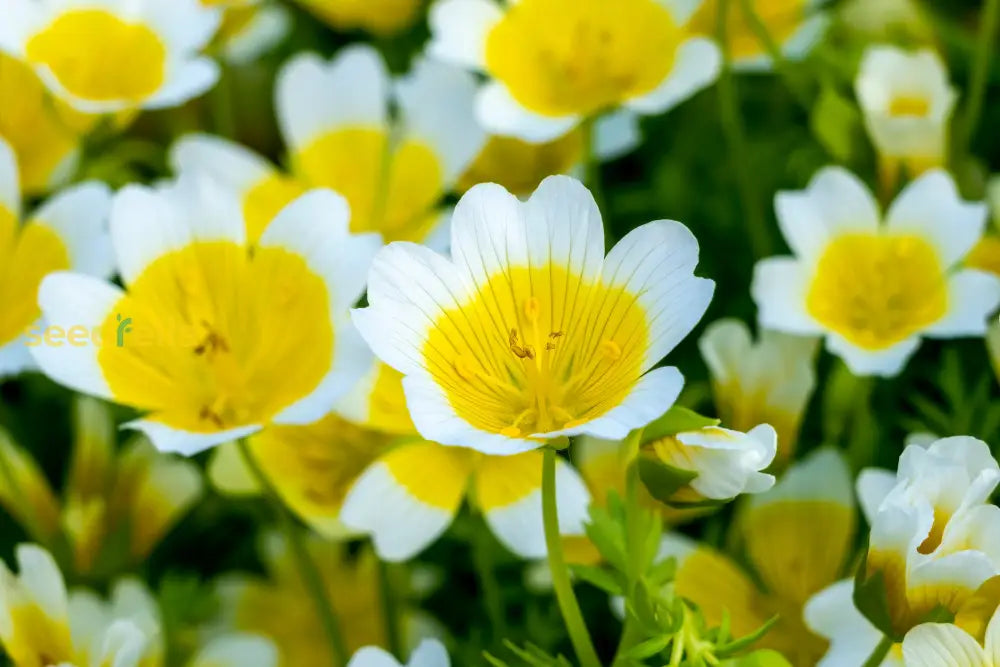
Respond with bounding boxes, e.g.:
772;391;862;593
424;265;649;438
97;242;332;433
806;233;947;350
0;209;70;348
25;10;166;103
292;126;444;243
484;0;680;117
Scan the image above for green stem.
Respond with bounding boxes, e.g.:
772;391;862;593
236;440;349;667
472;523;507;642
960;0;1000;153
717;0;771;259
736;0;812;109
210;62;237;139
377;558;403;658
862;634;894;667
612;428;647;665
542;448;602;667
580;115;607;219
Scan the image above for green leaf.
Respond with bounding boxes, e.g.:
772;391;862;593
584;504;627;572
717;615;779;656
809;83;863;163
721;649;795;667
625;633;673;660
570;564;624;595
648;554;677;586
641;406;720;444
638;455;699;504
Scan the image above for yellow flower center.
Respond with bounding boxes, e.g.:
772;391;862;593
424;266;648;438
484;0;681;117
97;242;333;432
888;95;931;117
806;233;947;350
689;0;808;61
242;173;309;244
0;210;71;348
458;130;584;196
293;126;444;242
25;10;166;103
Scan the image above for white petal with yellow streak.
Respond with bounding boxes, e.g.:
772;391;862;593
340;442;474;561
276;46;389;152
670;424;777;499
625;38;720;115
474;451;590;559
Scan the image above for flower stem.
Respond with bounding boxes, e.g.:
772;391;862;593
580;115;607;219
612;428;647;666
377;558;404;658
472;522;507;642
960;0;1000;153
542;447;601;667
862;634;894;667
716;0;771;259
736;0;812;109
236;439;349;667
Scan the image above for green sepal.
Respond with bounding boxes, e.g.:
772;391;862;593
852;546;899;640
641;406;720;445
638;455;699;504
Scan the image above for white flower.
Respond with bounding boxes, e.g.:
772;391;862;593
0;137;113;379
856;436;1000;637
0;0;221;113
31;176;379;455
426;0;721;142
805;580;903;667
348;639;450;667
855;46;957;173
352;175;714;455
902;606;1000;666
211;0;291;65
648;424;777;501
698;318;818;464
752;167;1000;377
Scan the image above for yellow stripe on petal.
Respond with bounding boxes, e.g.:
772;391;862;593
743;500;855;606
423;265;648;437
0;219;70;348
383;442;476;510
26;10;166;103
366;364;416;434
97;242;332;433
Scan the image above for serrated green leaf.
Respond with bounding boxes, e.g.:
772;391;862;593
570;564;624;595
641;406;720;444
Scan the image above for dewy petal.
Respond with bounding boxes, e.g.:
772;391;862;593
902;623;988;667
751;257;822;334
0;137;21;218
30;181;114;278
32;272;123;399
774;166;881;263
625;37;721;115
169;134;276;198
110;175;245;286
602;220;713;370
924;269;1000;337
885;170;987;268
475;81;580;143
427;0;503;70
276;46;389;152
395;57;487;184
475;451;590;558
339;441;473;562
825;333;921;378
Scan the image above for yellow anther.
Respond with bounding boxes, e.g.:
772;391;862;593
500;425;521;437
524;296;541;322
598;340;622;360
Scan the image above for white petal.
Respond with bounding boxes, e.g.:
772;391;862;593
560;366;684;441
779;12;830;62
475;81;579;143
593;109;642;161
145;58;220;110
169;134;274;197
907;550;997;604
602;220;713;370
409;639;451;667
396;57;487;183
752;447;851;506
222;4;290;65
401;373;540;454
0;0;40;56
121;420;261;457
0;137;20;217
276;46;389;151
32;272;122;399
902;623;988;667
141;0;221;54
190;634;278;667
0;337;35;379
698;318;752;383
625;38;721;115
826;333;920;378
856;468;897;525
14;544;67;623
804;580;890;667
886;170;987;267
427;0;503;70
111;176;245;285
774;166;881;262
339;462;458;562
31;181;114;277
986;604;1000;664
449;182;527;284
751;257;822;334
924;269;1000;337
347;646;401;667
